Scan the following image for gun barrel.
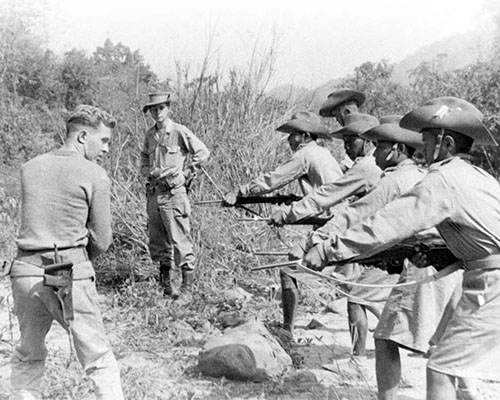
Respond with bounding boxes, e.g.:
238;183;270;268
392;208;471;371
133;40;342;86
194;199;224;205
251;260;300;271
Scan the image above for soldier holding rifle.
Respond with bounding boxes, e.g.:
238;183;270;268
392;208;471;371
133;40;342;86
224;111;342;204
9;105;123;399
141;93;210;298
224;110;342;338
304;98;500;399
271;111;387;363
310;104;463;398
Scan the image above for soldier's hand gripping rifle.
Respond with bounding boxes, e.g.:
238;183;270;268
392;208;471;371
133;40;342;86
43;244;74;324
348;240;458;274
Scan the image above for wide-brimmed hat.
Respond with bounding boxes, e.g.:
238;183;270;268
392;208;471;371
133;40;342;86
142;92;173;113
276;111;330;138
400;99;497;146
330;113;379;139
361;122;424;151
319;89;366;117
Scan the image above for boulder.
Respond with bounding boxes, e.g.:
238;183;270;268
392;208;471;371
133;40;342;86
198;318;292;381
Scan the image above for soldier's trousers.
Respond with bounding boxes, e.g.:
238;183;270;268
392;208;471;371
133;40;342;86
10;275;123;400
147;187;195;271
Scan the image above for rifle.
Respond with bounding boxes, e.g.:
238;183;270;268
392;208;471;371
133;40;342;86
238;216;329;226
194;193;302;206
43;244;74;324
349;241;457;274
252;240;457;274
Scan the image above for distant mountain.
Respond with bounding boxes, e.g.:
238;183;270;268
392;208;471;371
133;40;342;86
392;26;495;85
268;23;496;109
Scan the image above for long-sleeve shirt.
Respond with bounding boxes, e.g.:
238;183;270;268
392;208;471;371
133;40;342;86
140;118;209;187
321;156;500;264
283;149;382;224
17;149;112;259
239;141;342;197
325;159;426;234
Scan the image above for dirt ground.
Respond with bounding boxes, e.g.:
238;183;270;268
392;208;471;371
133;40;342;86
0;277;499;400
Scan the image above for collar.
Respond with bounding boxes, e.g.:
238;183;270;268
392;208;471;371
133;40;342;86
383;158;416;174
155;118;174;134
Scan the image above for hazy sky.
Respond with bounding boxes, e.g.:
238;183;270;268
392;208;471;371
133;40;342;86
27;0;499;88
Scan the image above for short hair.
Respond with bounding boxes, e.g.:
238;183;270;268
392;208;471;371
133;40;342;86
66;105;116;136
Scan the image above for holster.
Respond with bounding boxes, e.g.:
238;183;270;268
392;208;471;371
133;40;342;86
43;261;74;323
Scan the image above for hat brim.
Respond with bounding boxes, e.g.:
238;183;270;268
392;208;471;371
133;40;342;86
400;105;497;146
361;124;424;151
319;90;366;117
277;120;330;138
330;119;378;139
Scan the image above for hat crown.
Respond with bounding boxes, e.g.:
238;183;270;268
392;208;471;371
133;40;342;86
319;89;366;117
290;111;321;124
425;97;483;120
343;112;379;127
147;92;171;104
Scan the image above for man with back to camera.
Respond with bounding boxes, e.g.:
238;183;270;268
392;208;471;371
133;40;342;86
141;92;210;299
304;98;500;399
10;105;124;400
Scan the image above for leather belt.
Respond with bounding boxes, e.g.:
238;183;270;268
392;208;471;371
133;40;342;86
16;246;89;267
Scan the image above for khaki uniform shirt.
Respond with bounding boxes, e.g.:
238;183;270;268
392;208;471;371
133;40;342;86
239;141;342;196
141;118;209;188
323;155;500;262
283;149;382;224
325;159;425;234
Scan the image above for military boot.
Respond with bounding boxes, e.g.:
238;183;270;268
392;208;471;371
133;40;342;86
159;264;179;299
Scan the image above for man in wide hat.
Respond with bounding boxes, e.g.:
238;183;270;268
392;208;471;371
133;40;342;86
304;97;500;399
224;111;343;339
319;88;366;126
141;92;210;299
225;111;342;202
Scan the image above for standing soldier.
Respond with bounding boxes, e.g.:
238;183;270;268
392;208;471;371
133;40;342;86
10;105;123;399
304;98;500;399
224;111;343;338
141;93;210;298
270;112;387;350
315;111;462;397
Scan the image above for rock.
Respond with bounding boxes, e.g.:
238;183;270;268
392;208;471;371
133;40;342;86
198;318;292;381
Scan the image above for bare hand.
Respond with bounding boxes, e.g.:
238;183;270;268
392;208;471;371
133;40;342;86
410;245;430;268
288;240;306;260
223;191;239;206
304;243;328;271
268;206;289;227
